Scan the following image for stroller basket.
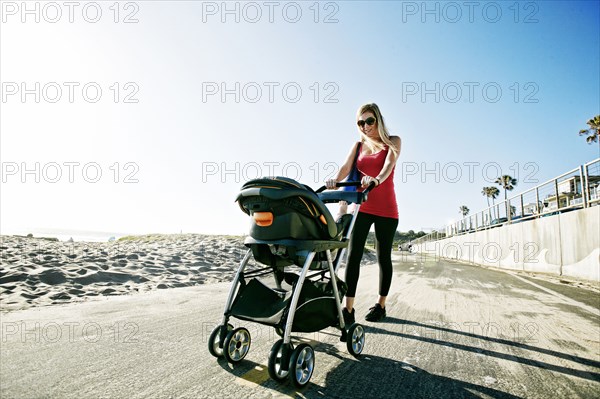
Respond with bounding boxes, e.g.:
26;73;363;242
230;275;347;333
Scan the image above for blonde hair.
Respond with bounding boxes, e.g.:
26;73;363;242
356;103;398;157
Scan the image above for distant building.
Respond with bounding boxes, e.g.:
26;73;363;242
542;175;600;210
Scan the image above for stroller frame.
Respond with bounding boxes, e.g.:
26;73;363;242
209;179;373;387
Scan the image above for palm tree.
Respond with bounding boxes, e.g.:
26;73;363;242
482;187;492;207
482;186;500;221
495;175;518;221
459;205;470;232
579;115;600;144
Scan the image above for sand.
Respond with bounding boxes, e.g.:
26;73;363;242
0;234;376;312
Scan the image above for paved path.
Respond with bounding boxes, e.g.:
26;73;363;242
1;253;599;398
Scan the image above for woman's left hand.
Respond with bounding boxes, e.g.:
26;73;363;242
361;175;379;187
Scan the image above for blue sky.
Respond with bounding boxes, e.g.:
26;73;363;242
1;0;599;239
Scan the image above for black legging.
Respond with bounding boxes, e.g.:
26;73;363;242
345;212;398;297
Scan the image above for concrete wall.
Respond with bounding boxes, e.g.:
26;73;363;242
414;206;599;282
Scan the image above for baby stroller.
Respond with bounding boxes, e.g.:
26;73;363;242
208;176;375;387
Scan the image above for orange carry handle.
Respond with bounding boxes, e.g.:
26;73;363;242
253;211;274;227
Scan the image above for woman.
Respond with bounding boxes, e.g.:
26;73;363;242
326;103;401;323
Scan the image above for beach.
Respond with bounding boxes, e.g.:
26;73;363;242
0;234;376;312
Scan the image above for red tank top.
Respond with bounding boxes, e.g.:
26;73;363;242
356;144;399;219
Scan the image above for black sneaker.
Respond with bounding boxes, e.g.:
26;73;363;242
342;307;355;326
365;304;386;322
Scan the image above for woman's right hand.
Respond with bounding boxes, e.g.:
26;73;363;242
325;178;338;190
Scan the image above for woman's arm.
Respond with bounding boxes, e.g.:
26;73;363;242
374;136;402;184
335;141;360;181
326;142;360;188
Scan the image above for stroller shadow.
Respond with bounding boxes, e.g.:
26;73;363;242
214;337;520;399
320;351;521;399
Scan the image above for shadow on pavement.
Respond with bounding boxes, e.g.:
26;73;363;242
365;317;600;383
386;317;600;369
211;316;600;398
321;350;521;399
214;339;521;399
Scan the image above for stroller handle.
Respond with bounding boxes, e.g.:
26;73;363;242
315;181;376;194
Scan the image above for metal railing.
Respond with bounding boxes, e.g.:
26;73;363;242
414;158;600;245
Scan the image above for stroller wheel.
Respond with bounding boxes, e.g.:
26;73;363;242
289;343;315;388
268;339;291;382
346;323;365;357
223;327;251;363
208;323;233;358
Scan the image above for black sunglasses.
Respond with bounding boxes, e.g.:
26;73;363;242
357;117;376;128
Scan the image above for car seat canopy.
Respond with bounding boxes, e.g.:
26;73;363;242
236;177;339;241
